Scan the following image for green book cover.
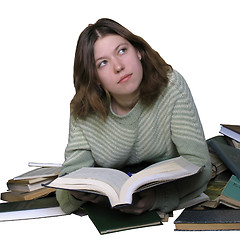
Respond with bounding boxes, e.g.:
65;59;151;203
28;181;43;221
0;196;66;222
83;202;162;234
0;196;59;213
220;175;240;208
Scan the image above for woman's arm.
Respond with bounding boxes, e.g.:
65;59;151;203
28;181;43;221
151;71;212;213
56;116;95;214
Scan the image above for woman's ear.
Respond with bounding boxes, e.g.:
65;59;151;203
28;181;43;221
137;51;142;61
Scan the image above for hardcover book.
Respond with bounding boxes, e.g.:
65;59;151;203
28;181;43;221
83;202;162;234
208;136;240;180
174;206;240;231
45;156;201;208
220;175;240;209
0;197;66;222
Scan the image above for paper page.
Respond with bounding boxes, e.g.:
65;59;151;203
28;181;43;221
119;156;201;205
55;167;130;196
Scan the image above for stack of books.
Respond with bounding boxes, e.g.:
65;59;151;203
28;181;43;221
1;163;62;202
0;163;68;222
174;124;240;231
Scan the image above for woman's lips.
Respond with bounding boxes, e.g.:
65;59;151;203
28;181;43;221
118;74;132;84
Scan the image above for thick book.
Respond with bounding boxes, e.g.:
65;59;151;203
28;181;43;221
1;187;56;202
13;167;61;181
220;124;240;142
45;156;201;208
7;177;56;192
0;197;67;222
209;152;227;179
208;136;240;180
82;202;162;234
174;206;240;231
219;175;240;209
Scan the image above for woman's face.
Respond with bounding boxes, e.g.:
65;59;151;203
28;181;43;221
94;34;143;102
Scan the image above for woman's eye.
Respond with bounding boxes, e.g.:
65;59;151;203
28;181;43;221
119;48;127;55
99;60;107;68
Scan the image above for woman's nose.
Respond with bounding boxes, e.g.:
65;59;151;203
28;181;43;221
113;59;124;73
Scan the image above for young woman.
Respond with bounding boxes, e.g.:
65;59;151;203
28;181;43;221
56;18;212;215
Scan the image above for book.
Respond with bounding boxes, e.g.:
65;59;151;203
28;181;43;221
200;170;231;208
7;177;56;192
45;156;201;208
231;139;240;149
220;124;240;142
219;175;240;209
201;180;227;208
1;188;56;202
0;197;67;222
13;166;61;181
208;136;240;180
82;202;162;234
174;206;240;231
209;152;227;179
224;136;240;149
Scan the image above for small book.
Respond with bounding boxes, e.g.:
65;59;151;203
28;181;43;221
219;175;240;209
174;206;240;231
7;177;56;192
220;124;240;142
82;202;162;234
1;188;56;202
44;156;201;208
0;197;67;222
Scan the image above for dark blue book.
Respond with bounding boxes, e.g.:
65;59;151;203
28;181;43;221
208;136;240;180
174;206;240;231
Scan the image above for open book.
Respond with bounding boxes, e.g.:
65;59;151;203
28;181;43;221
45;156;201;207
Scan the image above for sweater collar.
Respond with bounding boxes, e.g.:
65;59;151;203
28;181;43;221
109;100;143;125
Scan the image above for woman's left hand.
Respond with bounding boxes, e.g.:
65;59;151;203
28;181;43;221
118;188;156;215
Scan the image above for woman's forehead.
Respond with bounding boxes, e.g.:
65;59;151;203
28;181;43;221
94;34;130;60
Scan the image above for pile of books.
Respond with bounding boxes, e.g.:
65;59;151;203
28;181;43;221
1;163;62;202
0;163;68;222
174;124;240;231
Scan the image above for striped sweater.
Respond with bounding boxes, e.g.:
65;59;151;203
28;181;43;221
56;70;212;214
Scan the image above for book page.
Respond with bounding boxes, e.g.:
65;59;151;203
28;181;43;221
55;167;130;196
119;156;201;205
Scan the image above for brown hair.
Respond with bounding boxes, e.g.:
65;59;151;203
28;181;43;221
71;18;172;120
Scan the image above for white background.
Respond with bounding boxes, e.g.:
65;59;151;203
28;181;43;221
0;0;239;238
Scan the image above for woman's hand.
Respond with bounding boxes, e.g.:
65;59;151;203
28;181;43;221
70;191;107;204
118;188;156;215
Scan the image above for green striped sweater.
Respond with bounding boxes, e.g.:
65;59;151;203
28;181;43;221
56;70;212;213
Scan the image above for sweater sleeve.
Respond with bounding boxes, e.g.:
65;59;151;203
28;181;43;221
56;116;95;214
151;71;212;213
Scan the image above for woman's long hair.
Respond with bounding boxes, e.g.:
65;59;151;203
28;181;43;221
71;18;172;120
